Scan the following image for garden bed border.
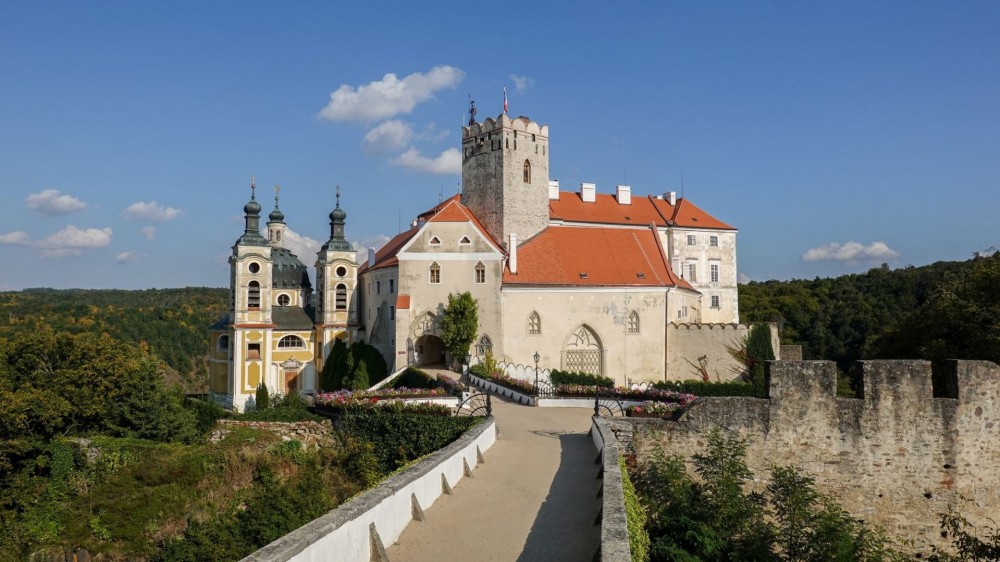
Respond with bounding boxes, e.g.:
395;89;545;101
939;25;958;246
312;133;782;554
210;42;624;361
242;417;497;562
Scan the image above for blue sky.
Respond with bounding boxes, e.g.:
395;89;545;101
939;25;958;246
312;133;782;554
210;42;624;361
1;2;998;290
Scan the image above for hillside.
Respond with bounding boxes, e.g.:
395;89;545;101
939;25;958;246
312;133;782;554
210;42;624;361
740;251;1000;372
0;287;228;392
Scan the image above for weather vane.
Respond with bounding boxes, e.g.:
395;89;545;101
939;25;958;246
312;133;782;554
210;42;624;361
335;185;341;206
274;185;281;207
250;176;256;199
468;96;477;126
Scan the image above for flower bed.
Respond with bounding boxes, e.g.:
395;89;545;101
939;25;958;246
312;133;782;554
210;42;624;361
625;400;685;419
315;397;454;417
472;369;535;395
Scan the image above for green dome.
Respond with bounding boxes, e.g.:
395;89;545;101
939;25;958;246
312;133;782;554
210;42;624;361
244;199;261;215
329;205;346;222
269;207;285;222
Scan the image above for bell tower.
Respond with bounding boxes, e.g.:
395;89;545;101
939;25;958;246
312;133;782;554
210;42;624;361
315;186;359;366
461;107;550;247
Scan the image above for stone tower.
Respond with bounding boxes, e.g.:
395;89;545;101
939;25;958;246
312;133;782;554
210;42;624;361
315;187;359;363
461;113;550;246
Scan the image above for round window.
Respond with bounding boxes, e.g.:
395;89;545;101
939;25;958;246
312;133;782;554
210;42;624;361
336;266;347;277
248;262;260;273
277;294;290;306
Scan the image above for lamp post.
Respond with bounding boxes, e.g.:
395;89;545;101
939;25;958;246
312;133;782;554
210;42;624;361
533;351;540;395
464;353;471;383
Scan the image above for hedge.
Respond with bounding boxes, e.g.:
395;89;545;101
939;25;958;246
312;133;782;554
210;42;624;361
652;380;760;398
393;367;437;389
549;369;614;388
620;455;650;562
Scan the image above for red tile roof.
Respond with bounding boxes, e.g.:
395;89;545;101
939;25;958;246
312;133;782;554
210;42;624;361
504;225;695;290
358;227;419;274
396;295;411;310
426;199;504;251
550;192;735;231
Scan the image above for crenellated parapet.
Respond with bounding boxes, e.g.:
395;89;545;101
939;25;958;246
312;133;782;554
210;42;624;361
462;114;549;140
624;359;1000;555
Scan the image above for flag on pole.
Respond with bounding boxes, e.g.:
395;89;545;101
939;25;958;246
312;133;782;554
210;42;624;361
503;87;508;114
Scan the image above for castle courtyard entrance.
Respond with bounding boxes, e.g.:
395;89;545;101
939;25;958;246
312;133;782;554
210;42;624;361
413;334;445;367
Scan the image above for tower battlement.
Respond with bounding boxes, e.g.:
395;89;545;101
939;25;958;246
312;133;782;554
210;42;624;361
462;114;549;140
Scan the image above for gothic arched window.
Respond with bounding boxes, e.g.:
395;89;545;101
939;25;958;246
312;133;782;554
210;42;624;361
474;261;486;284
523;160;531;183
278;335;305;349
429;262;441;284
247;281;260;309
528;311;541;335
476;334;493;357
335;284;347;310
627;311;640;334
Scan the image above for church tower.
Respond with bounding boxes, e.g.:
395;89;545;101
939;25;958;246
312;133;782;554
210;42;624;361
315;187;359;366
228;178;275;411
461;110;550;247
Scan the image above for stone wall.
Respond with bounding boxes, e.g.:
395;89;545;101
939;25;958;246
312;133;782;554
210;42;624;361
615;359;1000;555
779;344;802;361
664;322;779;382
212;419;334;449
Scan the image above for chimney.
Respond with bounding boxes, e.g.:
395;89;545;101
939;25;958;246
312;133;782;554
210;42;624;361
548;180;560;200
410;219;418;228
666;191;676;206
580;182;596;203
508;233;517;274
368;247;376;267
615;185;631;205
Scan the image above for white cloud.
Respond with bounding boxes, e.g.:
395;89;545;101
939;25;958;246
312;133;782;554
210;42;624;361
125;201;181;222
25;189;87;215
115;251;140;264
509;74;533;94
319;66;465;123
283;227;322;261
391;147;461;175
37;225;112;258
141;226;157;240
352;234;393;264
0;231;30;245
737;272;752;284
363;120;414;153
802;241;900;262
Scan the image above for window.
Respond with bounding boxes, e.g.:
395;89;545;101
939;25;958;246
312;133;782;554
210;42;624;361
459;236;471;245
528;312;541;335
248;262;260;273
336;266;347;277
247;343;261;360
687;263;697;283
277;294;290;306
476;335;493;356
376;280;381;294
390;306;395;320
389;279;394;293
711;295;721;308
335;284;347;310
429;262;441;284
523;160;531;183
278;335;305;349
217;335;230;351
276;230;281;242
627;311;640;333
711;263;720;283
474;262;486;284
429;236;441;245
710;236;719;247
247;281;260;308
687;235;696;246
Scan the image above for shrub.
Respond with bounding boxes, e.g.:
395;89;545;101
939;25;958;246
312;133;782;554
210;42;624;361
549;369;614;388
747;323;775;390
184;396;231;434
255;383;270;411
320;341;388;391
620;455;650;562
240;392;324;422
653;379;760;398
393;367;436;389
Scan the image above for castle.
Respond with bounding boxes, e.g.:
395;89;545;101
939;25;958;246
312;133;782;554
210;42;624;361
209;110;751;411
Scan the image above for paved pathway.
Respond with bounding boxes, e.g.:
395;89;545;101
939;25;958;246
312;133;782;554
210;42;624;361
387;394;602;562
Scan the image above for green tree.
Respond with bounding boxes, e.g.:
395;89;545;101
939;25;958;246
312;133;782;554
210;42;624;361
440;292;478;362
255;382;270;410
747;323;775;391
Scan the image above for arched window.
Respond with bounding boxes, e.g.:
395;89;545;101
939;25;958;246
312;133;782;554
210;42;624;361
528;312;541;335
278;335;305;349
523;160;531;183
335;284;347;310
429;262;441;284
276;230;281;242
217;335;230;351
476;334;493;357
627;311;640;334
474;261;486;284
247;281;260;308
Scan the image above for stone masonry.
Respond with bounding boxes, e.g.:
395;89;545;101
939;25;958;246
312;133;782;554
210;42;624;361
611;359;1000;555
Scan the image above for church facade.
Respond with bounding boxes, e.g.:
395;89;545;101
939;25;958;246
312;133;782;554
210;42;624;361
210;111;746;411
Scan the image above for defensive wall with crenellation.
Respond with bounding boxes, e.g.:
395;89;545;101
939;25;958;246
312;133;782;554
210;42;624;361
605;359;1000;555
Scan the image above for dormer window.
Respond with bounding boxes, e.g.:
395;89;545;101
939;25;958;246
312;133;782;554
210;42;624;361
459;236;471;245
429;236;441;245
